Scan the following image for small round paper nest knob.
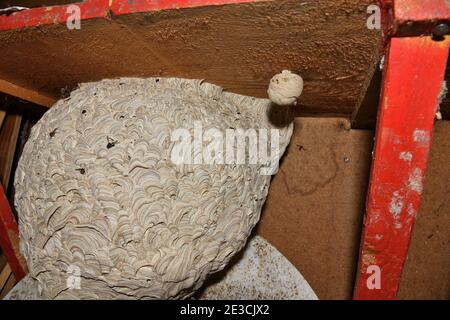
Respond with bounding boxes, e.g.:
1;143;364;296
267;70;303;106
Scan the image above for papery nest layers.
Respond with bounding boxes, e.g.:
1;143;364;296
14;77;293;299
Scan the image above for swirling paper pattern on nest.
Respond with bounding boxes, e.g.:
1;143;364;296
14;77;293;299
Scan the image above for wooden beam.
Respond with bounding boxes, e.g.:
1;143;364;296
0;184;28;281
0;112;22;190
0;0;381;115
0;262;11;291
351;62;382;129
0;110;5;129
0;1;269;31
0;268;16;299
0;262;16;300
354;36;450;299
0;79;55;108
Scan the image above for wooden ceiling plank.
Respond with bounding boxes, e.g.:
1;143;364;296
0;0;381;115
0;79;55;108
0;112;22;190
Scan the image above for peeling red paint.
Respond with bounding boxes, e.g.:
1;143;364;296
354;36;450;300
407;168;423;194
398;151;412;162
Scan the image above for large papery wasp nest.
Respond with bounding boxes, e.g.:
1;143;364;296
14;78;293;299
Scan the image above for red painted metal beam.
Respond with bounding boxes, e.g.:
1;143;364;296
0;0;110;31
394;0;450;23
0;0;261;31
354;36;450;300
0;184;27;281
111;0;263;15
382;0;450;37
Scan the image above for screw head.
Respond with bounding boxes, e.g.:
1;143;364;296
433;23;450;37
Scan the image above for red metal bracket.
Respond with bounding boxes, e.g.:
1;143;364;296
354;36;450;300
381;0;450;37
0;184;27;281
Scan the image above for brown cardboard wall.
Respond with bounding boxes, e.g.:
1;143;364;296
398;121;450;300
256;117;374;300
256;118;450;300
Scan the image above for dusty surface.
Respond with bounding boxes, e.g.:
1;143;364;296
0;0;381;115
398;121;450;300
14;77;293;299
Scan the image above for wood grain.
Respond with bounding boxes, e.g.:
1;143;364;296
0;260;16;300
0;268;15;299
0;110;5;129
0;79;55;107
0;0;381;115
0;262;11;291
0;112;22;190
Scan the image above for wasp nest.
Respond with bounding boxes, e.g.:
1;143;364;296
267;70;303;106
14;78;293;299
